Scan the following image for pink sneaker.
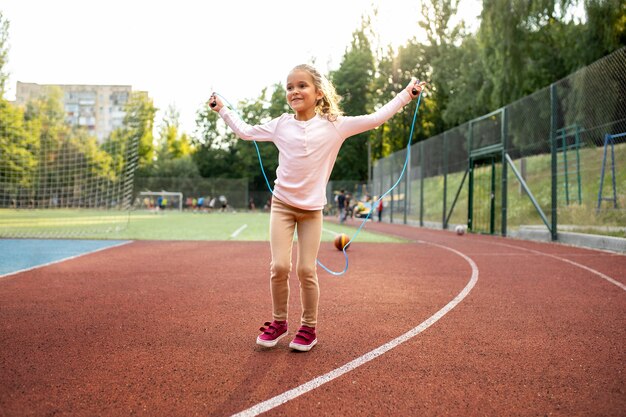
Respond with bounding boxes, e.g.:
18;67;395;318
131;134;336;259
289;325;317;352
256;320;288;347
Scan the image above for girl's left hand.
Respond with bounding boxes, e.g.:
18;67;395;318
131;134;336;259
406;78;426;99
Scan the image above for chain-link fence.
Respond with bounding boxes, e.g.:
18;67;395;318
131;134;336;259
373;47;626;240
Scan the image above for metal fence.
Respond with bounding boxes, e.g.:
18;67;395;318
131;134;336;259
372;47;626;240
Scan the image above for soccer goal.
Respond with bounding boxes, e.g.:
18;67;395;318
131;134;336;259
137;191;183;211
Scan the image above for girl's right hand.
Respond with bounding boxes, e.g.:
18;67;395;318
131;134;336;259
208;93;223;112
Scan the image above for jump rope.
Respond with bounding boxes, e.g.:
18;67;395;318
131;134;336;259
211;84;423;276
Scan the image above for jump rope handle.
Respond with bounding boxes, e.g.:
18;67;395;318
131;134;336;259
210;92;217;108
412;80;421;96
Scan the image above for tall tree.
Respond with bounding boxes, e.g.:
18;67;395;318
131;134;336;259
23;86;70;172
144;105;198;178
0;99;37;202
419;0;485;129
580;0;626;66
439;36;490;126
192;86;283;191
0;12;9;96
121;91;157;170
237;85;284;192
331;24;376;181
157;105;191;159
192;96;240;179
477;0;581;109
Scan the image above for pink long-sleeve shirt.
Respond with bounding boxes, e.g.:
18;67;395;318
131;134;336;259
219;90;412;210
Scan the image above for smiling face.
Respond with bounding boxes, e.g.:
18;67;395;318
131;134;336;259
286;69;324;121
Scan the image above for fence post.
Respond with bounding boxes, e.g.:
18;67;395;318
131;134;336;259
379;157;384;221
550;83;558;241
443;132;448;229
404;145;410;224
420;141;424;227
501;108;508;237
389;154;394;223
467;120;473;231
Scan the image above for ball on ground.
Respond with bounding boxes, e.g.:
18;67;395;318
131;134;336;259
455;225;465;235
334;233;350;251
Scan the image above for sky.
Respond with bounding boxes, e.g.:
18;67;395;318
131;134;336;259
1;0;481;135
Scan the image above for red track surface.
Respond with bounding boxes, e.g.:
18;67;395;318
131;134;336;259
1;222;624;416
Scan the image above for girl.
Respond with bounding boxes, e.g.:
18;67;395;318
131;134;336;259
209;64;424;351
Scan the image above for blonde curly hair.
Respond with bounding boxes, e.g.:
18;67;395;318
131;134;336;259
289;64;343;121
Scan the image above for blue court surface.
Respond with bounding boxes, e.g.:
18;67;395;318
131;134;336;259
0;239;130;277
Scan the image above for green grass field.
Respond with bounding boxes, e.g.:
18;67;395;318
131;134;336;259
0;209;406;243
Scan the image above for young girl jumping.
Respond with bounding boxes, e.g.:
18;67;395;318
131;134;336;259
209;64;424;351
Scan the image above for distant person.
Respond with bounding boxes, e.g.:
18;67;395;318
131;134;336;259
249;197;256;211
337;190;346;224
209;63;425;352
218;195;228;212
377;197;384;222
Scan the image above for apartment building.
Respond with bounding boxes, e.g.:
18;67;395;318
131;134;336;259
15;82;142;142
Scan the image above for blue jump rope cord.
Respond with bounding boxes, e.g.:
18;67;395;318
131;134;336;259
214;91;423;276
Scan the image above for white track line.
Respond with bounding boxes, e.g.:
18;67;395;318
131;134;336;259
231;240;479;417
230;224;248;239
494;242;626;291
0;240;133;280
322;227;339;237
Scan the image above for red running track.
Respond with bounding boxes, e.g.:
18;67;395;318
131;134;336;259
0;222;624;416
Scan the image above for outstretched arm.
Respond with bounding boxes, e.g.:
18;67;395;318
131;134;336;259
337;78;427;138
207;92;276;142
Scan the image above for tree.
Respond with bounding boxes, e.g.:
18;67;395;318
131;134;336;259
477;0;582;109
330;25;376;181
192;99;240;179
138;105;198;179
23;87;71;194
192;87;282;192
233;87;281;192
157;104;192;159
121;91;157;169
0;99;37;205
0;12;9;96
580;0;626;66
439;36;490;126
419;0;484;129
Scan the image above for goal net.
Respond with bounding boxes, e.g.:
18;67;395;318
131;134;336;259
0;102;139;238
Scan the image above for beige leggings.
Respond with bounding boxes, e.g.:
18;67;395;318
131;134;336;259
269;197;322;327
